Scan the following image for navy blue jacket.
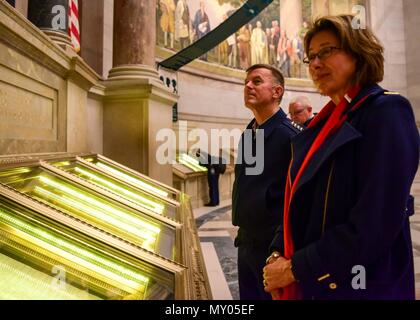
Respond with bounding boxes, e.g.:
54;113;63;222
271;85;420;300
232;108;300;249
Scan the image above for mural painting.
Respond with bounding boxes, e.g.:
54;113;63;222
157;0;366;79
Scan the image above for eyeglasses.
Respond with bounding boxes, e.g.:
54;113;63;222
303;46;342;65
289;109;306;117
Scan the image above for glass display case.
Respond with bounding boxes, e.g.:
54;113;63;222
0;195;176;300
80;154;180;202
0;153;211;300
0;165;178;261
177;153;207;173
49;157;180;222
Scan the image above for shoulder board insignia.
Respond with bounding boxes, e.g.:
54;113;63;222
384;91;400;95
291;121;304;132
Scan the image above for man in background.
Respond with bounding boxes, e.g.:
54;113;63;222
197;149;226;207
288;96;314;127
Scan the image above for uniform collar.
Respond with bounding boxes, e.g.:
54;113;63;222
248;108;287;138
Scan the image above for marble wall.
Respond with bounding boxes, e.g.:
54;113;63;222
86;88;104;154
0;1;98;155
403;0;420;125
370;0;408;96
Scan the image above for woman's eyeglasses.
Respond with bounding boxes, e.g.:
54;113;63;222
303;46;342;65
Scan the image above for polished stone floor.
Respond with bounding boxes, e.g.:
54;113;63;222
194;170;420;300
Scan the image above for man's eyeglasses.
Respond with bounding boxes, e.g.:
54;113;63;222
303;46;342;65
289;109;306;117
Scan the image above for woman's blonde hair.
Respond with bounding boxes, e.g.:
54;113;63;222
304;15;384;87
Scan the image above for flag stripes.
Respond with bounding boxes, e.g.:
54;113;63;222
69;0;80;52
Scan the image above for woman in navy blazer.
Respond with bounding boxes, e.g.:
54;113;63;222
263;15;420;300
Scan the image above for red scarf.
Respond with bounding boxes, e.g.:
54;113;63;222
274;86;369;300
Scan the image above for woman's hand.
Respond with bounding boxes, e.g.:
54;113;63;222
263;257;296;293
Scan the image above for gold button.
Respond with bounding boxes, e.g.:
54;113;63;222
329;283;337;290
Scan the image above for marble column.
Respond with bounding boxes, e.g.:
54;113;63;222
113;0;155;68
104;0;177;186
27;0;72;50
280;0;302;40
312;0;329;19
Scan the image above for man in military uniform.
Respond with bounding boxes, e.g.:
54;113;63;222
196;149;225;207
288;96;315;127
232;64;301;300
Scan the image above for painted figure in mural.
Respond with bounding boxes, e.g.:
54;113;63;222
247;24;253;65
237;25;251;69
264;15;419;300
268;29;277;66
218;13;229;66
290;33;303;78
277;30;291;77
218;39;229;65
265;28;273;65
251;21;267;65
299;21;309;38
271;20;280;40
233;64;301;300
159;0;176;49
175;0;191;49
193;0;211;60
227;30;237;68
270;21;280;66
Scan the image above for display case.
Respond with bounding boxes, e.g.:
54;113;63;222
0;164;178;261
48;156;181;222
0;154;211;300
0;194;177;300
173;153;234;209
80;154;181;202
176;153;207;173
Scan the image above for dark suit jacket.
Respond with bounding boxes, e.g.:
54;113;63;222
271;85;420;299
232;109;300;250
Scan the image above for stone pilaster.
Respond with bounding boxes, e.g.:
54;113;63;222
0;0;98;155
104;0;177;186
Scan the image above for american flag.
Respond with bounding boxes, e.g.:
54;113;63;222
69;0;80;53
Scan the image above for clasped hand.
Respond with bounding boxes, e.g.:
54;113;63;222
263;255;296;296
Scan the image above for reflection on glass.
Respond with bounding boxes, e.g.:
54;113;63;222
83;157;171;198
51;160;177;220
177;153;207;172
0;200;174;300
0;167;175;260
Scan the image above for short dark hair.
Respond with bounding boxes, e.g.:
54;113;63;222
304;15;384;87
246;64;285;87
